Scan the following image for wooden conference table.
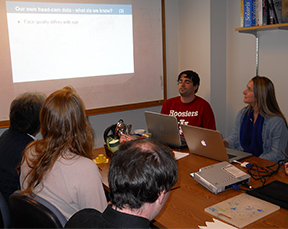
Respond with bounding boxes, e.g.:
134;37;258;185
93;147;288;228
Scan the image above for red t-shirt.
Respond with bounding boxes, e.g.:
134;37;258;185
161;96;216;134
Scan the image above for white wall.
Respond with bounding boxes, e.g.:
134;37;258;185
174;0;227;134
178;0;211;101
172;0;288;138
210;0;227;134
1;0;287;146
226;0;288;137
165;0;179;99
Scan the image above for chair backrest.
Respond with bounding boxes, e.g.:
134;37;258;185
0;191;10;228
9;191;67;228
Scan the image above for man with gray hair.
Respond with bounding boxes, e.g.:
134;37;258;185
0;92;46;204
65;138;178;228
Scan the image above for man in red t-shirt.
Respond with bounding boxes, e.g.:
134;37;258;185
161;70;216;134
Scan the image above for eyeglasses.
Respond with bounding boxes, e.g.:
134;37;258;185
177;79;193;85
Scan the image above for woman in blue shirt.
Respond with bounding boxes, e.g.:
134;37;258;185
224;76;288;162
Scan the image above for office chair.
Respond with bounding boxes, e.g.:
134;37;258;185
0;191;10;228
9;190;67;228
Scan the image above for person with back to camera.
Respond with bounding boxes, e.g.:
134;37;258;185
161;70;216;134
0;92;46;204
20;86;107;220
224;76;288;162
64;138;178;228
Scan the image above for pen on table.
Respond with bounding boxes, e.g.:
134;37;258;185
218;213;232;220
171;186;181;191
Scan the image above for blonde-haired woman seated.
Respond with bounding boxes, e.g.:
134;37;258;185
224;76;288;162
20;86;107;220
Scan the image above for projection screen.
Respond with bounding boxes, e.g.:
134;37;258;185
0;0;166;127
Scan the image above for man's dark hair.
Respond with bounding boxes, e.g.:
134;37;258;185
9;92;46;135
177;70;200;93
108;138;178;210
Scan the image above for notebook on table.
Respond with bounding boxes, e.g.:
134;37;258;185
181;124;252;163
144;111;187;149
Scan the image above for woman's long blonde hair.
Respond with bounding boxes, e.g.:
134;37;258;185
21;86;94;196
246;76;287;127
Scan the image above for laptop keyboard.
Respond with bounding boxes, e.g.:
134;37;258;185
227;154;236;159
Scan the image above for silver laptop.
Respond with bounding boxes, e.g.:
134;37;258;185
181;124;252;163
145;111;187;149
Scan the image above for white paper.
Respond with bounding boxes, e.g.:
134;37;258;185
198;218;237;229
173;151;189;160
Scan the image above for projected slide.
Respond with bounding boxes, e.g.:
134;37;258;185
6;1;134;83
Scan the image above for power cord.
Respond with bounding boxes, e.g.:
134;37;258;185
232;159;286;190
247;160;285;187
